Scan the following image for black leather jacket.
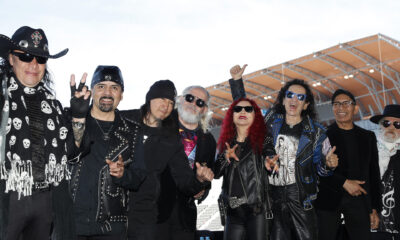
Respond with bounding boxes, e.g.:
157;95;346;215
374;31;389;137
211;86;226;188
214;136;275;216
69;111;146;230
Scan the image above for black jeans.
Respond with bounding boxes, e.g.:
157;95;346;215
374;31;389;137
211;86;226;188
6;190;53;240
128;222;156;240
316;194;371;240
224;204;266;240
270;184;318;240
371;232;400;240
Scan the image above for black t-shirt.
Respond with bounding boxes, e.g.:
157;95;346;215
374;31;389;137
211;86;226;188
334;127;361;180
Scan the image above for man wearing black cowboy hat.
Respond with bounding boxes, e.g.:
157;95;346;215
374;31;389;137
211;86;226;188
0;26;89;240
370;104;400;240
69;65;147;240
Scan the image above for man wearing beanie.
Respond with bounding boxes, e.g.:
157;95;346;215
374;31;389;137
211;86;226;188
69;65;146;240
121;80;214;240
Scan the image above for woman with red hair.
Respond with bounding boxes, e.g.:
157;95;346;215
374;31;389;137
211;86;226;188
214;98;277;240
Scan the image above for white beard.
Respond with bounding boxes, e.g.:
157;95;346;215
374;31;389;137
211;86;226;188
177;104;201;124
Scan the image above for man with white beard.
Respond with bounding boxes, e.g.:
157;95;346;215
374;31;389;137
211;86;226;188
370;104;400;240
156;86;217;240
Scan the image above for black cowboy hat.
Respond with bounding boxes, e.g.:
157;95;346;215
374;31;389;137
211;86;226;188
0;26;68;59
370;104;400;124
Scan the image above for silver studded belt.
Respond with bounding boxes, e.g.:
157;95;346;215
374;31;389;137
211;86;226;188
228;196;247;209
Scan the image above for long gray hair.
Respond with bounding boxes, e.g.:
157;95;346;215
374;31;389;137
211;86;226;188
177;85;212;132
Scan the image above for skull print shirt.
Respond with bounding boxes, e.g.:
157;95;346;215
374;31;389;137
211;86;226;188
0;75;71;198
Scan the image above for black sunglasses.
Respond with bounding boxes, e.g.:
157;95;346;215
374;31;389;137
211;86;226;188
233;106;254;113
184;94;206;108
285;90;306;101
381;120;400;129
11;51;48;64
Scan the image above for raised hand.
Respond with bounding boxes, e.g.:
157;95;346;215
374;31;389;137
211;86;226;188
343;179;367;196
225;142;239;163
326;146;338;168
106;155;124;178
195;162;214;182
70;73;91;118
230;64;248;80
265;154;280;173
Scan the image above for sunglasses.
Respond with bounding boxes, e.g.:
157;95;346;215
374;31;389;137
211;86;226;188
381;120;400;129
11;51;48;64
184;94;206;108
285;91;306;101
233;106;254;113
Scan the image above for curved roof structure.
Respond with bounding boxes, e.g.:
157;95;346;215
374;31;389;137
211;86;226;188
206;34;400;126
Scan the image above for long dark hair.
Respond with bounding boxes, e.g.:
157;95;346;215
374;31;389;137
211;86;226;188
273;79;317;120
0;56;55;94
217;98;266;154
140;100;178;133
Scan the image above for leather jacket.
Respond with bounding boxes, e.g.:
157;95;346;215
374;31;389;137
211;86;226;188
265;109;332;210
69;110;146;230
214;137;275;216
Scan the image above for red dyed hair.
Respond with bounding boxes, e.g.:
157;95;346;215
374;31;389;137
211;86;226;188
217;98;266;154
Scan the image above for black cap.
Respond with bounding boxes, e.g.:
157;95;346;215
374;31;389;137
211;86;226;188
90;65;124;91
0;26;68;59
146;80;176;102
331;89;356;103
370;104;400;124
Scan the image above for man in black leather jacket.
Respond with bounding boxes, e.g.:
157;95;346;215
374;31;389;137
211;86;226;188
69;66;146;240
155;85;216;240
121;80;214;240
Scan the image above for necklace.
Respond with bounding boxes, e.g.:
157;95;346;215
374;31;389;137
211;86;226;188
94;118;113;141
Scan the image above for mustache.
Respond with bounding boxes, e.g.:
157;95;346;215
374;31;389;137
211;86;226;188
100;96;114;101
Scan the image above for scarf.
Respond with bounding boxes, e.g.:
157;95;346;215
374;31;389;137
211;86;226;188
0;75;70;199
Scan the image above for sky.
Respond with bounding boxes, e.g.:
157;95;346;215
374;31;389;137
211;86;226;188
1;0;399;110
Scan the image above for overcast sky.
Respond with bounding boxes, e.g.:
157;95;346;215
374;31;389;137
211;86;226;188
1;0;399;109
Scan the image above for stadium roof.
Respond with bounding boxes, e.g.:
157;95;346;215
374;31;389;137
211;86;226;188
206;34;400;126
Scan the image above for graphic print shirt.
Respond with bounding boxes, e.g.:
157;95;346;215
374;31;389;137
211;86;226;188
179;124;198;169
269;121;302;186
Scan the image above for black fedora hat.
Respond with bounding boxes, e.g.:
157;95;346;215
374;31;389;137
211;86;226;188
370;104;400;124
0;26;68;59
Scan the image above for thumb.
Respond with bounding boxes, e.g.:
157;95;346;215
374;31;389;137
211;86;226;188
105;159;112;165
327;146;336;157
118;155;123;162
195;162;201;169
241;64;248;73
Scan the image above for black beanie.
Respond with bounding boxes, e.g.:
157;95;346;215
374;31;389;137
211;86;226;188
146;80;176;102
91;65;124;91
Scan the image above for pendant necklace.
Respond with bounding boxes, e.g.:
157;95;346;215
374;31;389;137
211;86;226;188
94;118;113;141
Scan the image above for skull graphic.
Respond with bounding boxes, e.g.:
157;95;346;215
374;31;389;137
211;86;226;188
12;118;22;130
11;102;17;111
47;119;55;131
52;138;58;147
24;87;36;95
2;100;9;112
59;127;68;140
9;135;16;146
6;118;12;134
22;139;30;149
8;78;18;93
41;101;52;114
49;153;56;166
